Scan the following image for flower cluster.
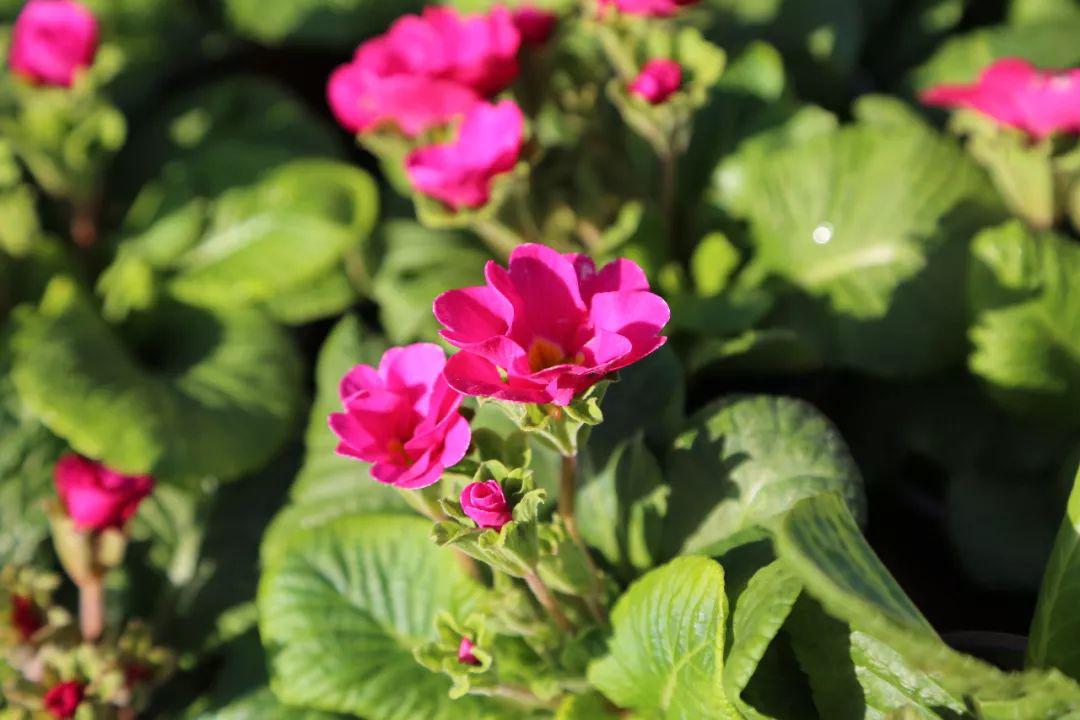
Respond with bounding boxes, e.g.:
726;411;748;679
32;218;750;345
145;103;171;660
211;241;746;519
327;5;558;209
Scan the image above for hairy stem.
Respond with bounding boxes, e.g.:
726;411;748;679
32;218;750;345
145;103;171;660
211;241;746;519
524;571;572;632
660;150;678;248
560;454;608;624
471;683;559;710
79;574;104;642
474;219;523;259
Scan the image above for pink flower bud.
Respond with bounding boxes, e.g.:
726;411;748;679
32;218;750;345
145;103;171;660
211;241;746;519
10;595;44;642
436;246;670;406
54;455;154;532
460;480;513;529
329;344;472;490
405;99;525;210
43;681;84;719
513;6;558;45
599;0;700;18
629;59;682;104
458;637;481;665
9;0;98;88
922;58;1080;139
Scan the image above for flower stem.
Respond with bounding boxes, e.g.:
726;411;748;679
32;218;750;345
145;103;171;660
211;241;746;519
660;149;678;248
79;574;104;642
474;219;523;259
524;571;572;632
560;454;608;624
471;683;559;710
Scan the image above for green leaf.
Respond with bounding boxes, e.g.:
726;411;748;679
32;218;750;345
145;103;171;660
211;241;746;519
774;493;1080;716
372;220;489;344
662;395;865;558
223;0;424;47
588;556;739;719
723;561;802;718
715;97;1003;377
786;597;965;720
909;16;1080;92
968;221;1080;430
258;513;507;720
168;160;377;314
192;687;343;720
1029;465;1080;681
10;278;303;482
262;315;408;565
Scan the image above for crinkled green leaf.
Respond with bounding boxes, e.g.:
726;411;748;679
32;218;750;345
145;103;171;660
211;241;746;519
588;556;739;719
10;278;302;482
774;493;1080;717
258;514;508;720
716;96;1002;377
968;221;1080;430
663;394;865;558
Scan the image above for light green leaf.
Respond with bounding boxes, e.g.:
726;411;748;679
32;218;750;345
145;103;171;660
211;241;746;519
588;556;739;719
262;315;408;565
10;278;303;482
723;561;802;718
1029;465;1080;681
372;220;489;344
168;160;377;313
715;97;1002;376
968;221;1080;430
258;514;506;720
662;395;865;558
774;493;1080;716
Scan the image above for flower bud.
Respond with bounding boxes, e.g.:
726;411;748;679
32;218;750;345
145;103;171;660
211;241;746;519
460;480;513;530
9;0;98;87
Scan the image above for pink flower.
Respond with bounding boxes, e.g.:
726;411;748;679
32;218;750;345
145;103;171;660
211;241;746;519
435;245;670;406
405;100;525;210
327;6;520;136
599;0;700;17
922;58;1080;139
460;480;513;529
629;59;682;104
9;0;98;88
43;681;84;719
329;344;471;490
54;455;154;532
458;637;481;665
11;595;44;642
513;6;558;45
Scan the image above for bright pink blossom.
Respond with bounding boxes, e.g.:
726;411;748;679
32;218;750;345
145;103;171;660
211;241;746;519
458;637;481;665
11;595;43;642
513;6;558;45
405;100;525;209
9;0;98;87
435;245;670;406
43;681;84;719
329;344;471;490
327;6;520;136
922;58;1080;139
54;455;154;532
460;480;513;529
599;0;700;17
629;59;682;104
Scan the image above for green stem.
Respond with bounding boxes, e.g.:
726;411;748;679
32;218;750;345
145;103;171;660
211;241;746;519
470;683;559;710
560;454;607;624
474;219;524;259
524;571;572;632
660;149;678;248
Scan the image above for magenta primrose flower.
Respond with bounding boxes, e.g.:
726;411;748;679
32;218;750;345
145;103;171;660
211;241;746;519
922;58;1080;139
54;454;154;532
460;480;513;529
629;59;682;104
599;0;700;17
329;343;472;489
9;0;98;88
327;5;520;136
405;99;525;210
435;244;670;406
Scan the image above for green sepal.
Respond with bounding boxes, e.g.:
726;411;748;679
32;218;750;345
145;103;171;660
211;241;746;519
491;381;610;456
47;505;129;586
414;612;494;699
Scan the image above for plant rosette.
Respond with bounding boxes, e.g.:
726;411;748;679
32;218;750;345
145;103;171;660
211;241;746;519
948;110;1080;232
595;24;725;157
